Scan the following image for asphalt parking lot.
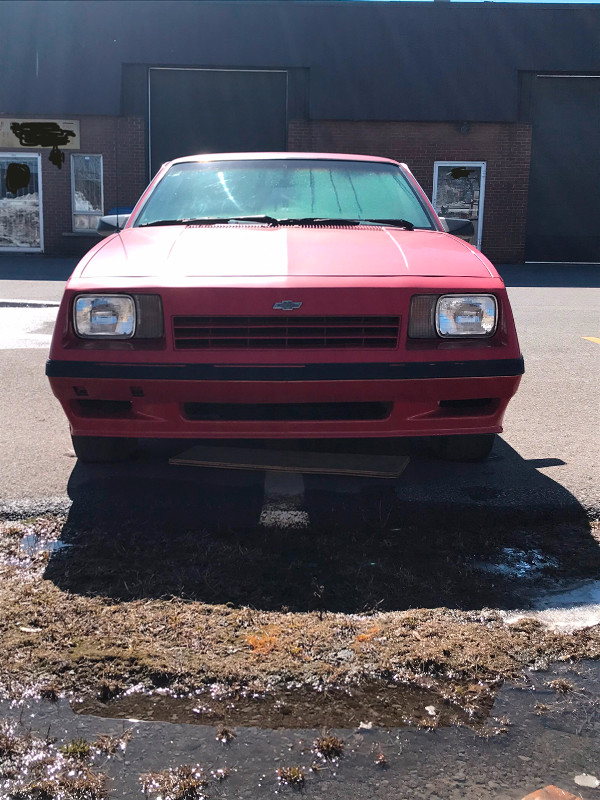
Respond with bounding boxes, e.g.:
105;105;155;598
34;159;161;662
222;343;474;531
0;256;598;520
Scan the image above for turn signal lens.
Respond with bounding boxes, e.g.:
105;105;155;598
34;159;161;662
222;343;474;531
408;295;438;338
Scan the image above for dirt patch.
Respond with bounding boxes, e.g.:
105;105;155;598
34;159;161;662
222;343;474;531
1;514;600;716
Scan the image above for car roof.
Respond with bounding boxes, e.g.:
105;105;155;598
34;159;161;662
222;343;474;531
168;152;402;167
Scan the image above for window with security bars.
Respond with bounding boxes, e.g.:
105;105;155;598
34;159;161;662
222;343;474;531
71;154;103;231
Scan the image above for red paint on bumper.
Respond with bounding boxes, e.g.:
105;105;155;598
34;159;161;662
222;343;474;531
48;374;521;439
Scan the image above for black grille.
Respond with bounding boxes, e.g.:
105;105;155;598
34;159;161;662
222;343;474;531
183;402;392;421
74;400;132;418
173;316;400;350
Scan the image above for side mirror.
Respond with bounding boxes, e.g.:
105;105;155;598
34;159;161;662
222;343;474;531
439;217;475;242
97;214;131;238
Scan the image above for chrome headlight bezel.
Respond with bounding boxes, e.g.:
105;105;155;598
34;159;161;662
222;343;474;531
435;294;498;338
73;294;136;339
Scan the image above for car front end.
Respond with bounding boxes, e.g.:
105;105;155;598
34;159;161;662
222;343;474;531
46;153;523;461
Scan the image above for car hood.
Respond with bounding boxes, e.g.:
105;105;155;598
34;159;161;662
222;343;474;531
80;225;494;279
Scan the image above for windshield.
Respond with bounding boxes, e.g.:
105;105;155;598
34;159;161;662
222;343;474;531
133;159;436;229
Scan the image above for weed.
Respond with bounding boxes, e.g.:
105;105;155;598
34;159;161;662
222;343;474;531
60;737;91;759
277;765;305;788
215;725;236;744
313;733;344;760
211;767;231;781
547;678;574;694
93;729;133;755
140;764;209;800
0;720;32;758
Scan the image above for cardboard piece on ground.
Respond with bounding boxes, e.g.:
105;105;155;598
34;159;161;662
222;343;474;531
170;445;410;478
521;787;580;800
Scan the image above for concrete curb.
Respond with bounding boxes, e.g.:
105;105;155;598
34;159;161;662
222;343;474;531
0;300;60;308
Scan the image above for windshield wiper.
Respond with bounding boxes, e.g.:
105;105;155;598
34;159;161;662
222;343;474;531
367;218;415;230
138;216;415;230
278;217;415;230
138;215;281;228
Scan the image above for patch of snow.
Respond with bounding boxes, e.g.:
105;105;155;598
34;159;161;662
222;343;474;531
73;190;100;212
504;580;600;633
0;306;57;349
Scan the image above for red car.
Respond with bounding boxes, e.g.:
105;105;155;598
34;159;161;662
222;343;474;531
46;153;523;463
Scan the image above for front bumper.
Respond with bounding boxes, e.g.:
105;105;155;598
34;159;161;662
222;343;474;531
47;357;524;439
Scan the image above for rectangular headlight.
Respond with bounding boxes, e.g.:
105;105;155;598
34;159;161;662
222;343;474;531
436;294;497;337
74;295;135;338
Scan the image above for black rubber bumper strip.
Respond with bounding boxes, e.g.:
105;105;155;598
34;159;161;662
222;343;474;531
46;357;524;382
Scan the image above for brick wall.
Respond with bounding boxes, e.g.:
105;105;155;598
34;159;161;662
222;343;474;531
288;120;532;264
0;115;146;257
2;115;531;262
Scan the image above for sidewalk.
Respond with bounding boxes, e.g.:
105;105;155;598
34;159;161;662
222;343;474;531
0;254;77;304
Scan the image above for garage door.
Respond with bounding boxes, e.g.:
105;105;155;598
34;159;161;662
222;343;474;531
525;76;600;263
149;68;288;176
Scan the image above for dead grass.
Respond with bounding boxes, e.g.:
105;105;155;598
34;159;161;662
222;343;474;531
16;769;108;800
1;514;600;706
93;729;133;756
140;765;208;800
246;632;278;655
0;720;108;799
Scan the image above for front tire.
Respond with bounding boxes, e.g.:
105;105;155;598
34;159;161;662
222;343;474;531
71;435;138;463
430;433;495;463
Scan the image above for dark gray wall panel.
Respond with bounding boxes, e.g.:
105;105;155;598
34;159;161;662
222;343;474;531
149;69;288;173
0;1;599;121
525;76;600;262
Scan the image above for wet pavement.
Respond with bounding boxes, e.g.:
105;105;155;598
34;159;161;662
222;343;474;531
3;661;600;799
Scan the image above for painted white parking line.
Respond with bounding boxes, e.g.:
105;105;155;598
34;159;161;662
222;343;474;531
260;470;309;529
0;306;57;349
0;299;60;308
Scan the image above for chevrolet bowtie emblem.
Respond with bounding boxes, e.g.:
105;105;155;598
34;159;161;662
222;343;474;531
273;301;302;311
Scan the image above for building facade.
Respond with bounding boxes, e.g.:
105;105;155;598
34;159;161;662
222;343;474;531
1;0;598;263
